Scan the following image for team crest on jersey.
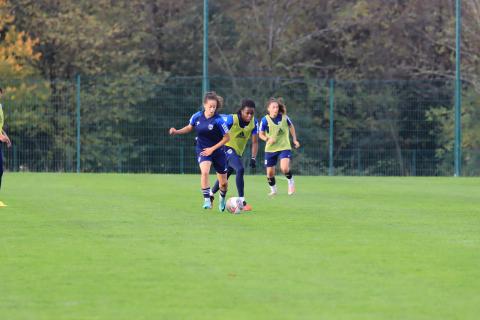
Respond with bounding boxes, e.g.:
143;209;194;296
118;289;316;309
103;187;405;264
208;124;214;130
196;121;200;126
227;148;233;154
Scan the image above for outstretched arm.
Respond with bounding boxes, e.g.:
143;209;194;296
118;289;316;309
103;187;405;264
169;124;193;136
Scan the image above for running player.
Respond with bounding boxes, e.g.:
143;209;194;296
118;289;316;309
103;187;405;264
211;99;258;211
169;91;230;211
258;97;300;196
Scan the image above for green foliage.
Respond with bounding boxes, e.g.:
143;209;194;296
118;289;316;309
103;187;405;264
426;86;480;176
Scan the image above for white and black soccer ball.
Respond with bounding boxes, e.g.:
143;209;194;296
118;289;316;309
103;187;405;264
226;197;244;214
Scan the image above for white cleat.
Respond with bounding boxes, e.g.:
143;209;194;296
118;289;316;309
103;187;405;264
288;184;295;195
268;190;277;196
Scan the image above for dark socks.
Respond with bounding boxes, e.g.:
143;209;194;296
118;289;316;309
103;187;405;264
285;171;292;179
220;189;227;198
267;177;276;186
202;187;211;199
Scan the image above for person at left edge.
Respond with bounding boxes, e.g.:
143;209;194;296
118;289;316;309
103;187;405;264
0;87;12;207
169;91;230;212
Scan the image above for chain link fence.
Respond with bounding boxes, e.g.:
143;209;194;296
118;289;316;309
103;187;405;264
1;76;478;176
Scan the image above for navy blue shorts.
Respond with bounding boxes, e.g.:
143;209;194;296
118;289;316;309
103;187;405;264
224;147;242;165
264;150;292;167
196;148;228;174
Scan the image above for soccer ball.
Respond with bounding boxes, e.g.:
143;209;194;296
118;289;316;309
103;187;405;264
226;197;244;214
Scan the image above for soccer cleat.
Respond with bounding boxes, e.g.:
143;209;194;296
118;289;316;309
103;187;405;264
243;202;252;211
219;196;226;212
203;198;212;209
288;183;295;195
268;190;277;196
0;201;7;207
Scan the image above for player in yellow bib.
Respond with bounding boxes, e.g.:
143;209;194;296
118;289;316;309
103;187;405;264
211;99;259;211
259;98;300;196
0;87;12;206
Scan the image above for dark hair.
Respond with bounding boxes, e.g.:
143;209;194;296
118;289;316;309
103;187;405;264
265;97;287;115
237;98;256;113
203;91;224;112
0;87;3;94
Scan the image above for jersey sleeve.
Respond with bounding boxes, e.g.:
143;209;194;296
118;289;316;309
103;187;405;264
189;111;202;126
259;117;269;133
251;118;259;135
285;115;293;127
215;116;229;135
225;114;234;130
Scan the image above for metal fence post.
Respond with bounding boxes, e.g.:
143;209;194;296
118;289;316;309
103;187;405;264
328;79;335;176
454;0;462;176
76;74;81;173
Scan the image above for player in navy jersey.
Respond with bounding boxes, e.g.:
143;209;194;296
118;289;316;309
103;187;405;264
259;98;300;196
169;92;230;211
210;99;259;211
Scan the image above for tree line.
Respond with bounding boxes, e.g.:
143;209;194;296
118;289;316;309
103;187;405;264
1;0;479;175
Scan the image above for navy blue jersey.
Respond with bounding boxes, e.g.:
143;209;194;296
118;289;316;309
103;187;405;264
221;113;259;135
259;114;292;133
189;111;229;150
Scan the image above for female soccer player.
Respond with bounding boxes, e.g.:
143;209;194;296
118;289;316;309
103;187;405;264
0;87;12;207
169;91;230;211
258;97;300;196
211;99;259;211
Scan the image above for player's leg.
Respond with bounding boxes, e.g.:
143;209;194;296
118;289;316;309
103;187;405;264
0;145;3;191
212;149;229;212
199;159;213;209
265;152;279;195
227;152;252;210
279;150;294;195
0;146;4;207
211;166;233;196
216;172;228;212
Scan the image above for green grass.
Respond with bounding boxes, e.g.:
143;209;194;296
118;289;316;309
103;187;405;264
1;173;480;319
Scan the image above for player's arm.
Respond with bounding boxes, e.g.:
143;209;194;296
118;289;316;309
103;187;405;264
200;133;230;156
0;130;11;147
288;122;300;149
169;124;193;135
249;134;258;168
251;134;258;159
258;118;274;144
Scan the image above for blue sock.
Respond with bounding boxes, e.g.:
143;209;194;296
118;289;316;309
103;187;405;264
202;187;211;199
220;189;227;198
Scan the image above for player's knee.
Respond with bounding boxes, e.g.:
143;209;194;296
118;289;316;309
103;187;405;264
220;180;228;190
237;167;245;176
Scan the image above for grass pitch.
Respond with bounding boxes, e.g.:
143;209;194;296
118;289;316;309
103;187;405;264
1;173;479;319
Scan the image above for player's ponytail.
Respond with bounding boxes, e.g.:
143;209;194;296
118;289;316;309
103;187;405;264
204;91;224;113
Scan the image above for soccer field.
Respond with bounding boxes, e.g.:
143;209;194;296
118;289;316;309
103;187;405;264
1;173;479;319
